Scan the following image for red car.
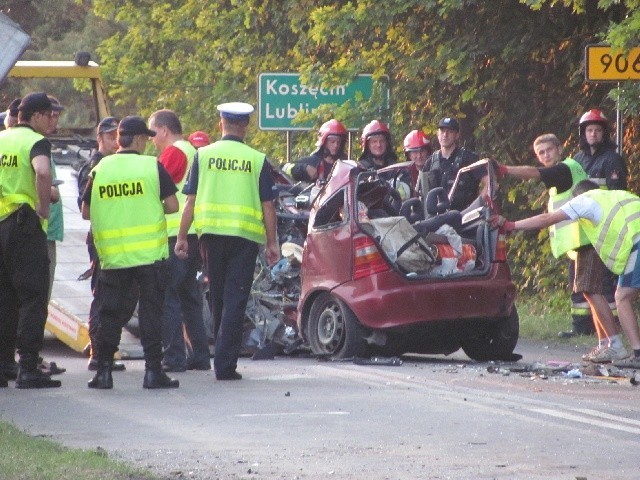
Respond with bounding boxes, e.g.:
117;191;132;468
296;159;518;361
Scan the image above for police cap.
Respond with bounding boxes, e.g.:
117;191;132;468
118;116;156;137
438;117;460;132
98;116;119;134
18;92;52;114
217;102;254;121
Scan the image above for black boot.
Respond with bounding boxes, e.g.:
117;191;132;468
88;361;113;389
0;372;7;388
143;369;179;389
0;360;18;380
88;358;126;372
15;367;62;389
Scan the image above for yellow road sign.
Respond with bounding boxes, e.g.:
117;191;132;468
585;45;640;81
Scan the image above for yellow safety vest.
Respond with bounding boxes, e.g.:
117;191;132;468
578;189;640;275
194;139;266;243
547;158;589;258
90;153;168;269
165;139;196;237
0;126;46;230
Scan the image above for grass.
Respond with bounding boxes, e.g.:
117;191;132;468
517;289;606;349
0;422;158;480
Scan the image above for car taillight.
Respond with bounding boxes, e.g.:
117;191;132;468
353;234;390;279
495;231;507;262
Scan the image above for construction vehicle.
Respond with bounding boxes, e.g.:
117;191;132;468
3;53;112;353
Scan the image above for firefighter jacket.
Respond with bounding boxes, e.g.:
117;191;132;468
194;139;266;244
578;189;640;275
90;153;168;269
574;143;627;190
547;158;589;258
166;139;196;237
283;149;332;183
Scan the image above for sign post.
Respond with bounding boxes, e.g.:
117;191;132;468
585;45;640;155
585;45;640;82
258;73;389;131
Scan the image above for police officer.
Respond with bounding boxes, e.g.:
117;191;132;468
0;92;60;388
79;117;132;372
175;102;279;380
2;98;21;129
149;109;211;372
424;117;487;211
282;119;347;183
82;116;180;389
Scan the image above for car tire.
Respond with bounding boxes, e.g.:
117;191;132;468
459;307;520;361
308;292;365;359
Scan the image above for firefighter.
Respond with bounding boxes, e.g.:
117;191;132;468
402;129;433;198
282;119;347;183
358;120;398;171
561;109;627;338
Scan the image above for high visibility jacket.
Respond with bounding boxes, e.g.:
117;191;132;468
90;153;168;269
0;126;45;227
194;139;266;243
578;189;640;275
165;139;196;237
547;158;589;258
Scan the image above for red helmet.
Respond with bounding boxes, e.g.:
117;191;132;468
361;120;390;151
403;130;432;152
316;119;347;147
579;109;608;125
579;109;608;134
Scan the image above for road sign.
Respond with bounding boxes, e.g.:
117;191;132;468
258;73;389;130
585;45;640;82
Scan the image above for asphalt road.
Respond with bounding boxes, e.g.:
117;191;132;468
1;165;639;479
1;337;639;480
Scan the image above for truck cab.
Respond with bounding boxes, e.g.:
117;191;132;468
4;55;111;164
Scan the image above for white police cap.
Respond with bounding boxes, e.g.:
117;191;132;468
217;102;254;121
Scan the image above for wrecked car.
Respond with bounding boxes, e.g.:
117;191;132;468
296;158;518;361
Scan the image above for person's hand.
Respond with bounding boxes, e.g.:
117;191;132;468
493;161;509;179
174;237;189;259
264;241;280;266
305;165;318;180
35;203;50;220
490;215;516;232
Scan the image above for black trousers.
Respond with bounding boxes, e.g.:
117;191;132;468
200;234;258;376
0;205;49;368
95;261;167;370
88;250;139;359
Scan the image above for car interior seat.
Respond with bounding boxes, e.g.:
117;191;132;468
413;187;462;235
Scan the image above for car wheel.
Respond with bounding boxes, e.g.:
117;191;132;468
308;292;365;359
460;307;519;361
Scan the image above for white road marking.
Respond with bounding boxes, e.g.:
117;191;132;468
572;408;640;426
235;411;349;418
531;408;640;435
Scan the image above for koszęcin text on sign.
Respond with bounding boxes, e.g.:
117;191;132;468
258;73;389;130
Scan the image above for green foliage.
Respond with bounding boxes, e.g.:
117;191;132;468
6;0;640;294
